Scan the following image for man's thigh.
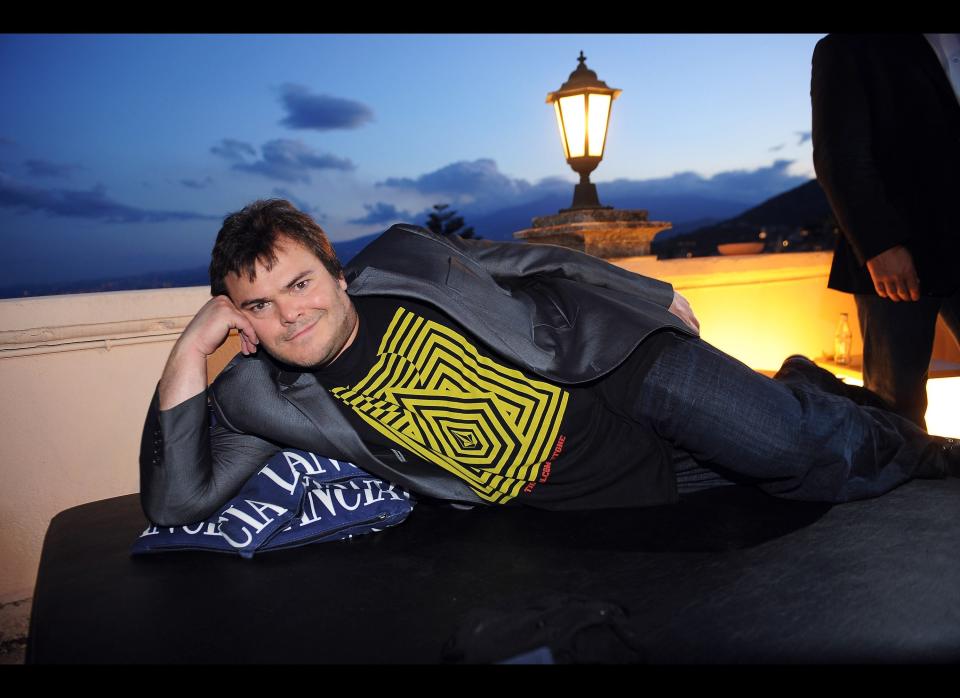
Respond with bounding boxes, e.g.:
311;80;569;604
598;333;815;483
601;332;926;503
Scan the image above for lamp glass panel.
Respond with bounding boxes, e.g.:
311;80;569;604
559;94;586;158
553;101;570;159
587;94;612;157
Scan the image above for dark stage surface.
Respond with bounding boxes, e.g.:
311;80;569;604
27;479;960;663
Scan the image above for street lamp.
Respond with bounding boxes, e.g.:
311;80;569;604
517;51;666;257
546;51;622;210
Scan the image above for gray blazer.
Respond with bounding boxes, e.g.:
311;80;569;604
140;224;692;526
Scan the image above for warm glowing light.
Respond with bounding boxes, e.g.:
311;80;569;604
553;102;569;159
925;376;960;438
587;93;611;156
841;375;959;438
558;94;586;157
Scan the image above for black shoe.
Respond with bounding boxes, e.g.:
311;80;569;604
775;355;851;397
915;436;960;479
776;355;894;411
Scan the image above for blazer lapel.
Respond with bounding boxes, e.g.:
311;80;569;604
279;371;369;463
907;34;960;124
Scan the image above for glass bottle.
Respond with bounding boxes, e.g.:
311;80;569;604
834;312;852;366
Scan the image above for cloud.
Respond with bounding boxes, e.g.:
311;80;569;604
378;158;535;206
601;159;811;205
375;158;811;225
0;173;219;223
210;138;257;162
796;131;812;145
348;201;414;225
768;144;785;152
232;139;354;183
278;83;374;131
180;176;214;189
0;137;17;147
270;187;326;220
24;158;82;178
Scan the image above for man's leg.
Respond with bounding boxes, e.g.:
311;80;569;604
855;294;942;430
619;333;934;504
936;288;960;355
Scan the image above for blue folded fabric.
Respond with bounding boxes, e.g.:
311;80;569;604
132;450;415;559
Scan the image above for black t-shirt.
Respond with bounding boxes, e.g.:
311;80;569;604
313;295;676;510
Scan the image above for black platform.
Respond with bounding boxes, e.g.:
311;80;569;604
27;480;960;663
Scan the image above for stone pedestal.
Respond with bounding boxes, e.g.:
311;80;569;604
513;208;671;258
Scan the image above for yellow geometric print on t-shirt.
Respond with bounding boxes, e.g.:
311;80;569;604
330;306;568;504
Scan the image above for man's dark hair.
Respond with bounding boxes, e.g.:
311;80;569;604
209;199;343;298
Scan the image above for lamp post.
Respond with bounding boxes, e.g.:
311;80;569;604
514;50;671;258
546;51;621;211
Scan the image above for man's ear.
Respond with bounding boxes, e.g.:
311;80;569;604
338;274;348;292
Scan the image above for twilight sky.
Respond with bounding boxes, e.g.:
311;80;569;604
0;33;824;286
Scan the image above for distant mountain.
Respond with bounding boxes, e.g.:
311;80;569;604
425;191;756;245
651;179;838;258
3;184;804;299
0;266;211;300
659;217;725;238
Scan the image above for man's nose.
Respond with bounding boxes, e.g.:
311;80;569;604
276;298;304;324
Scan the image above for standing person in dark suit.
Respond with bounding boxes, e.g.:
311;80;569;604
811;33;960;430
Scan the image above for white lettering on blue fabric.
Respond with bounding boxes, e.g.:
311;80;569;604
333;482;363;511
245;499;288;523
217;516;253;548
310;488;343;519
219;500;288;549
259;451;325;494
300;487;333;524
286;450;328;475
361;479;404;504
259;464;299;495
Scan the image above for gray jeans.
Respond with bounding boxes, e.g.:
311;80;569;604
632;335;932;504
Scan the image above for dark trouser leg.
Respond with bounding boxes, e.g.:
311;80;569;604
629;334;932;504
855;294;942;430
936;289;960;355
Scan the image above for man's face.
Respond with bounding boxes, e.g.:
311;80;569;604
224;236;358;369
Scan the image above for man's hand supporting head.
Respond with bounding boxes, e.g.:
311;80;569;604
158;295;259;411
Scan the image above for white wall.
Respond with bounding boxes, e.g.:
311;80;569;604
0;287;239;602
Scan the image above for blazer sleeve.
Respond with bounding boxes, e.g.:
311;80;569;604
441;233;676;309
139;385;281;527
811;35;910;265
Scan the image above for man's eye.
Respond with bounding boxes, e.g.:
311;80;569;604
252;302;268;312
295;280;310;290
